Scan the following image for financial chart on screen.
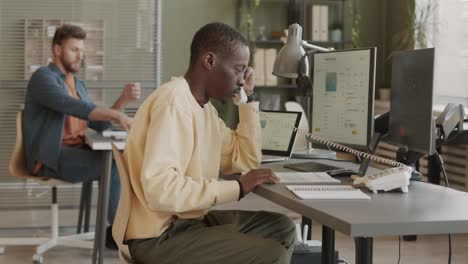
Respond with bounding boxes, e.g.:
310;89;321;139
311;48;376;149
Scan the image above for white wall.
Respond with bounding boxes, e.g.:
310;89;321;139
433;0;468;106
161;0;237;83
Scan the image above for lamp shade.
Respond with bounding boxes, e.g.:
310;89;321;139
272;24;307;79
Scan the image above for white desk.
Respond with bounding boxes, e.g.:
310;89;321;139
257;159;468;264
84;131;468;263
85;131;125;264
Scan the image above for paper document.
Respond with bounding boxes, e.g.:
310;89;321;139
102;129;128;139
276;172;340;184
286;185;370;200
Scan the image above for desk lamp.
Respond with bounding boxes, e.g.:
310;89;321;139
273;23;335;159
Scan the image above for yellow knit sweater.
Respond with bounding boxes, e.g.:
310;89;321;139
122;77;261;240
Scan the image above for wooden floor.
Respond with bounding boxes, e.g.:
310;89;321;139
320;226;468;264
0;193;467;263
1;228;467;264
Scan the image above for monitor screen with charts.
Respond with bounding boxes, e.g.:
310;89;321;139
260;110;302;158
311;47;376;150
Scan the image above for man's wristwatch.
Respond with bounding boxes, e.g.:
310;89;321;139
246;93;257;103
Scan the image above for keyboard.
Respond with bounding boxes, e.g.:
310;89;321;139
284;161;343;173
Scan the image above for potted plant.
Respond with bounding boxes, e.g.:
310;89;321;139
393;0;436;51
329;21;343;42
239;0;262;66
349;0;362;48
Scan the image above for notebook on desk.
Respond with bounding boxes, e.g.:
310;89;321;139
285;185;370;200
275;172;340;184
260;111;302;163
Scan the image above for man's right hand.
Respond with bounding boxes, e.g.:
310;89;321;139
89;107;133;131
116;112;133;131
239;169;280;194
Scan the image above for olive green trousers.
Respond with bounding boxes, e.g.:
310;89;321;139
127;210;296;264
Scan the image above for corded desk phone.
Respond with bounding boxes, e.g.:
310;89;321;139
307;134;413;193
351;166;412;193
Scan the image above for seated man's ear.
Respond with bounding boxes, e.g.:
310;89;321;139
202;52;216;70
53;44;62;57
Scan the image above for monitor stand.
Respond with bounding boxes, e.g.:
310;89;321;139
291;144;336;159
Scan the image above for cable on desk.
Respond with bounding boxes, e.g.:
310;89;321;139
397;236;401;264
435;150;450;187
448;234;452;264
435;150;452;264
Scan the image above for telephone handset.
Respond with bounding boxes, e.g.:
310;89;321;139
233;86;248;105
306;134;413;193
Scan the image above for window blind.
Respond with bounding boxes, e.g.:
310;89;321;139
0;0;162;209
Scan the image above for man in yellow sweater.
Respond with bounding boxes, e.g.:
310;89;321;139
120;22;296;263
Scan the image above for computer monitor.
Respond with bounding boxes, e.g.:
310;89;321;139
388;48;436;155
311;47;376;150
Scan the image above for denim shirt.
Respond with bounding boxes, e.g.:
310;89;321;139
23;63;111;173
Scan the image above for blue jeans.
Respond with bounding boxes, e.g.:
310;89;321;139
37;146;120;224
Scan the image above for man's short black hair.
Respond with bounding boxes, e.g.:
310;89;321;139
52;24;86;49
189;22;249;66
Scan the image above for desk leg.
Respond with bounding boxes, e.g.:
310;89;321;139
302;216;312;240
354;237;373;264
321;225;335;264
92;151;112;264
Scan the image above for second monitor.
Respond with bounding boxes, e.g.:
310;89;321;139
311;47;376;150
388;48;436;156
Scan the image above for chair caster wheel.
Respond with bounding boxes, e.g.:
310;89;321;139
33;254;43;264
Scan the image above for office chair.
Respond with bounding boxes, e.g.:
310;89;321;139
111;143;134;263
0;112;94;264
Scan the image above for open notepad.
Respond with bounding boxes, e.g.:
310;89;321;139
276;172;340;184
285;185;370;200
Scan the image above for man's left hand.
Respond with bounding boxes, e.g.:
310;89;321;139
243;67;255;96
120;82;141;103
